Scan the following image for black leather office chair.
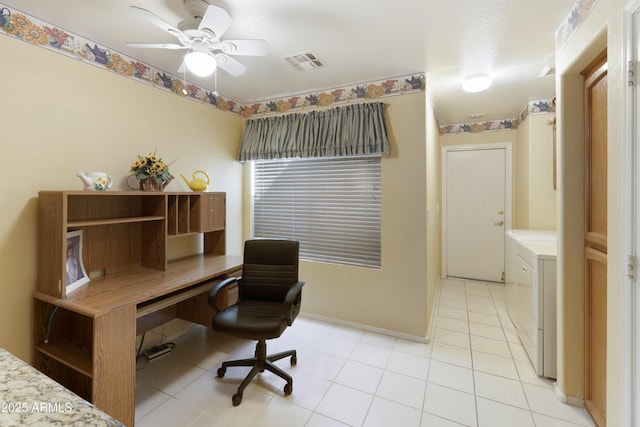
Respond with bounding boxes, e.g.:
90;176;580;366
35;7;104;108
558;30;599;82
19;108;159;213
207;239;304;406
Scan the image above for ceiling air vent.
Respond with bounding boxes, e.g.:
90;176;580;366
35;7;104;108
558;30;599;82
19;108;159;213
539;65;556;77
285;51;325;71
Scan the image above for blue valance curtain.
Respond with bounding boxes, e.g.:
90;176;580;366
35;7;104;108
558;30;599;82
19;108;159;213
238;102;389;161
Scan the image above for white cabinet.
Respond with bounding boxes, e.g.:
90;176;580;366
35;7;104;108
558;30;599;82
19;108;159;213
505;230;557;379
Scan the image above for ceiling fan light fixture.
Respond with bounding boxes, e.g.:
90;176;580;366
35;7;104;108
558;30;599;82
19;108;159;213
184;49;217;76
462;74;492;93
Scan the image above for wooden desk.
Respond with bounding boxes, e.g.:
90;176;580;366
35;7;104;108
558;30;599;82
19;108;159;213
33;253;242;426
34;191;239;425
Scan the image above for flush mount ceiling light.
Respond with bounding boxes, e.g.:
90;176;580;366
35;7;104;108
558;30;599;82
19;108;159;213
184;45;217;76
462;74;492;93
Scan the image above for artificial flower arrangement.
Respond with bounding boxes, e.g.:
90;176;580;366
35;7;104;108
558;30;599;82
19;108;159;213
130;150;174;190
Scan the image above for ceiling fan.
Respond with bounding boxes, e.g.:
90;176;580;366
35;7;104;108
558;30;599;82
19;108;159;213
127;0;269;77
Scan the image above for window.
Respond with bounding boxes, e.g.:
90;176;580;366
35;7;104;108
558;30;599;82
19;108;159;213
253;155;381;268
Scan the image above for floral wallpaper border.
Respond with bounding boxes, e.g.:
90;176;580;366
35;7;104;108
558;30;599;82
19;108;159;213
439;98;555;135
0;4;425;119
239;74;425;118
439;118;517;136
556;0;599;50
0;2;568;133
517;98;555;123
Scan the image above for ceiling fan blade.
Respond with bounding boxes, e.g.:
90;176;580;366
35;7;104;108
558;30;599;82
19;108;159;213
130;6;184;39
219;39;269;56
199;5;232;39
126;42;187;50
214;54;247;77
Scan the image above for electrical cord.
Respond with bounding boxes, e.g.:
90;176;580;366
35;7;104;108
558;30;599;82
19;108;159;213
44;297;177;370
136;332;146;361
136;330;175;364
44;296;67;344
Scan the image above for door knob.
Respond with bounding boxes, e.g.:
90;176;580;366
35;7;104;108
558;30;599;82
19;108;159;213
497;209;504;215
495;220;504;226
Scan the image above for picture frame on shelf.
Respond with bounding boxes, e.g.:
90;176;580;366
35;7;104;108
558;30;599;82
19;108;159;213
66;230;89;294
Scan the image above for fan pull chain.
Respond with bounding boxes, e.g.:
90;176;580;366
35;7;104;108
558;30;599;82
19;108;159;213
182;68;188;95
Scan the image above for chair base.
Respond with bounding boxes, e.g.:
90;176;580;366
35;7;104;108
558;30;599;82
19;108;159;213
216;339;297;406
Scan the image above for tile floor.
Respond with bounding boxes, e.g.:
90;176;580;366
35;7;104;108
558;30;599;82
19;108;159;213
135;277;595;427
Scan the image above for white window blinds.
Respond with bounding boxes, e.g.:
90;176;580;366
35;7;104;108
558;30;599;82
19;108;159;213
253;156;381;268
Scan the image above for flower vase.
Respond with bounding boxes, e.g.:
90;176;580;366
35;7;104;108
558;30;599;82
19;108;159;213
139;177;171;192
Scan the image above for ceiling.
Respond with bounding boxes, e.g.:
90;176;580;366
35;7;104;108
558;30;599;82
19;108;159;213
3;0;576;125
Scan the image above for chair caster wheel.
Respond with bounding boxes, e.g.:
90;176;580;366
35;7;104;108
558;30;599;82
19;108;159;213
232;393;243;406
284;383;293;395
217;367;226;378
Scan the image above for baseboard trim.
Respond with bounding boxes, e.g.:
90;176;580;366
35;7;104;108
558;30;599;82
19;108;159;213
426;276;447;342
289;276;447;344
299;311;428;343
554;382;585;407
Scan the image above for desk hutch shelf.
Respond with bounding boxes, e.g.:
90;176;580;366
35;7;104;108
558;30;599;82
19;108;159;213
33;191;241;426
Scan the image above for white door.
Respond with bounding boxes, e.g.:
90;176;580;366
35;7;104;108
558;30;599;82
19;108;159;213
443;145;511;282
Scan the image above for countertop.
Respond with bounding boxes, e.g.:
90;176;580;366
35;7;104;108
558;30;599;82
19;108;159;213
506;229;557;260
0;348;123;426
519;240;557;260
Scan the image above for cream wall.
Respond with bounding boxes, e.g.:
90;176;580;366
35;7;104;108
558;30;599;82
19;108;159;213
301;93;432;338
1;8;442;367
5;0;623;421
0;35;244;362
516;122;532;228
426;93;442;328
302;93;431;338
243;92;435;339
2;27;438;364
555;1;624;425
515;113;556;229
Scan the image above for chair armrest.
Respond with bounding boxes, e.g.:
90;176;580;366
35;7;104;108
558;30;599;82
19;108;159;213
284;280;305;305
208;277;240;311
284;280;305;325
